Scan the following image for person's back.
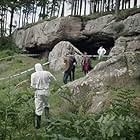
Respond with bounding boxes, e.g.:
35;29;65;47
69;55;77;81
31;63;56;129
63;54;77;83
31;71;54;90
69;55;76;68
63;56;70;72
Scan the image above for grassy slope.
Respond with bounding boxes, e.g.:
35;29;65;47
0;50;81;122
0;51;51;136
0;50;139;138
0;50;100;115
0;52;139;115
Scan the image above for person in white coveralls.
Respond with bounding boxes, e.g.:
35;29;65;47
97;46;106;60
31;63;56;129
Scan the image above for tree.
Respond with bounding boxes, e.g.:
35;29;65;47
128;0;130;8
61;0;65;17
134;0;137;8
0;0;9;37
70;0;74;15
8;0;19;35
79;0;82;15
115;0;120;16
121;0;125;9
84;0;87;15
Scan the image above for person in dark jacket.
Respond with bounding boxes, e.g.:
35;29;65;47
63;53;77;84
69;54;77;81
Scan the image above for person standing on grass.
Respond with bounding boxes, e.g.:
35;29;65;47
97;46;106;60
63;54;71;84
82;52;91;75
69;54;77;81
31;63;56;129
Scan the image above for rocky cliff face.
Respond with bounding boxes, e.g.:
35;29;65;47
13;13;140;54
62;35;140;113
13;13;140;113
48;41;82;71
52;37;140;114
13;16;84;53
83;13;140;36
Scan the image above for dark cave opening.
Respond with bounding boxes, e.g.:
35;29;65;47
25;44;48;54
25;43;52;58
25;34;115;58
70;34;115;55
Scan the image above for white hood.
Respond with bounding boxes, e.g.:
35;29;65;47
31;63;56;90
35;63;43;72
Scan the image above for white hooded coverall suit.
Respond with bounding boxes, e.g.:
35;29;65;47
31;63;56;116
97;47;106;60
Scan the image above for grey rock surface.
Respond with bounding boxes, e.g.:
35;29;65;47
48;41;83;71
62;35;140;113
13;17;84;51
13;13;140;113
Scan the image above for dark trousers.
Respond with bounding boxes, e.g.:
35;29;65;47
63;66;75;84
34;107;49;129
70;67;75;81
63;71;69;84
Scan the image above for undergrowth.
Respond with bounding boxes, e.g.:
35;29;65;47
45;88;140;140
0;43;139;139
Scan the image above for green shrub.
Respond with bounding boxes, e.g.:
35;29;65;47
0;50;140;140
16;59;23;64
45;113;101;140
44;88;140;139
82;8;140;22
82;11;113;21
115;8;140;21
0;37;21;53
97;88;140;139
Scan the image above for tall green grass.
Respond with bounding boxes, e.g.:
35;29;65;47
0;46;139;139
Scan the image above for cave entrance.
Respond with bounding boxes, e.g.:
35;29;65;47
71;34;115;56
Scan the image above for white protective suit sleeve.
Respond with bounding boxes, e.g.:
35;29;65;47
48;72;56;81
31;63;56;116
31;73;36;89
31;63;56;89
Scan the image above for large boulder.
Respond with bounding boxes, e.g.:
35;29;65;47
12;13;140;113
83;13;140;37
123;13;140;36
61;35;140;113
83;14;115;35
13;13;140;55
48;41;83;71
13;16;85;52
13;29;26;49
